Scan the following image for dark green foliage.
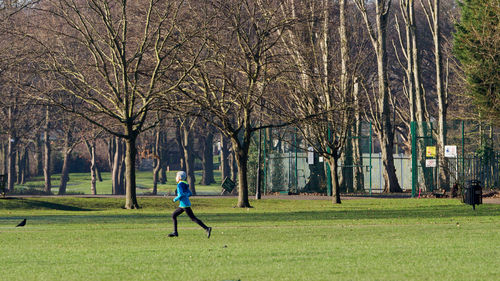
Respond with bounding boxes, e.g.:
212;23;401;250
454;0;500;124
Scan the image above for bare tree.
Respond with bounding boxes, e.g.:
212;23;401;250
174;0;290;207
28;0;197;208
277;0;356;203
420;0;449;190
354;0;403;193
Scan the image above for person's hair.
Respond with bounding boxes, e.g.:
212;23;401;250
176;171;187;181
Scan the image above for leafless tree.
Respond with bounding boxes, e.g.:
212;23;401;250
174;0;291;207
277;0;359;203
27;0;198;208
354;0;403;193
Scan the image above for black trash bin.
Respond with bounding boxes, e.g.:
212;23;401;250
463;180;482;210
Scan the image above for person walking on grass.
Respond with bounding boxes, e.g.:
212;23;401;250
168;171;212;238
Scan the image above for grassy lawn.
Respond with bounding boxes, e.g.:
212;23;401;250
1;197;500;280
13;170;223;195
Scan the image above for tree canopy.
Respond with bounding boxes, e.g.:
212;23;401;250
454;0;500;125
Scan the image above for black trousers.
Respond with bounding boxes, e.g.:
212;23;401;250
172;207;208;233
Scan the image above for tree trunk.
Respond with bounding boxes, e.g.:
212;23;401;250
339;0;352;193
232;137;251;208
16;149;28;185
116;139;126;195
159;130;168;184
181;125;196;195
432;0;449;191
376;2;402;193
220;135;231;181
200;132;215;185
43;106;52;194
230;149;238;183
16;150;21;185
34;136;43;177
380;131;402;192
24;146;30;181
353;79;365;192
230;124;252;208
59;131;72;195
175;124;185;171
160;163;167;184
152;129;162;195
18;148;28;184
59;151;70;195
2;141;7;175
111;137;121;195
124;132;139;209
107;137;114;172
95;165;102;182
328;156;342;204
7;132;16;192
86;140;97;195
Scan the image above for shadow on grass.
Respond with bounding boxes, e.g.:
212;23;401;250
0;198;92;211
5;204;495;227
201;205;497;225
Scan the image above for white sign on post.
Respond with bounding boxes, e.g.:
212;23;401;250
444;145;457;158
426;159;437;167
307;147;314;164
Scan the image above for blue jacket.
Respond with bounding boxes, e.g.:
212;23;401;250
173;181;192;208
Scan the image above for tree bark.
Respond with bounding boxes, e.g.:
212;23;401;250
34;136;43;177
58;131;72;195
2;141;7;175
16;150;21;184
353;79;365;192
181;124;196;195
200;132;215;185
116;138;126;195
43;106;52;194
58;152;70;195
152;129;164;195
229;148;237;183
232;137;251;208
111;137;122;195
220;135;231;181
7;130;16;192
16;148;27;185
95;165;102;182
328;156;342;204
85;140;97;195
355;0;402;193
175;124;185;171
432;0;449;191
124;130;139;209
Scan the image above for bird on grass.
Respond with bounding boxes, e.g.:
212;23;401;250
16;219;26;227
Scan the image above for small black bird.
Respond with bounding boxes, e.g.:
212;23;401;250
16;219;26;227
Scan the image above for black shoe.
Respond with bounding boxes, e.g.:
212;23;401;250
206;227;212;239
168;232;178;237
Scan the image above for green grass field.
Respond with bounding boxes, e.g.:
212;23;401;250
13;170;223;195
1;197;500;280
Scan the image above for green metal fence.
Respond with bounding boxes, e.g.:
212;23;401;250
247;120;499;196
411;120;500;196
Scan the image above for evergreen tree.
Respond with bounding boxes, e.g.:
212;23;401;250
454;0;500;124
